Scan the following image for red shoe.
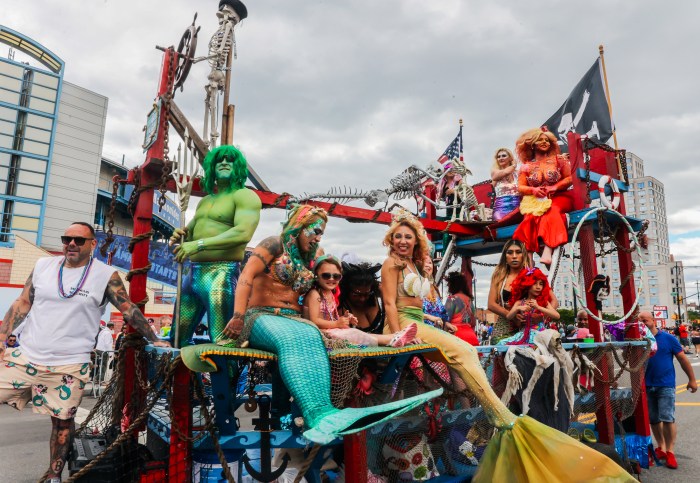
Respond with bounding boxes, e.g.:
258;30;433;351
655;447;667;461
665;451;678;469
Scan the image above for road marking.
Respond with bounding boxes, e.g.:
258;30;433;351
675;402;700;406
676;379;700;389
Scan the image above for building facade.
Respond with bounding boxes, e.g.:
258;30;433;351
0;26;176;322
0;25;106;251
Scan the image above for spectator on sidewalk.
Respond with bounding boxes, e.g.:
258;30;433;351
0;222;170;482
575;310;592;339
95;322;114;383
642;311;697;469
677;323;690;353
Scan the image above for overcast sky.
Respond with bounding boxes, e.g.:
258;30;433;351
5;1;700;301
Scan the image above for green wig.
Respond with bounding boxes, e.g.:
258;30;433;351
201;145;248;195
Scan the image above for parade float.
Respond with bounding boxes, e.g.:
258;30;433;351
68;2;653;482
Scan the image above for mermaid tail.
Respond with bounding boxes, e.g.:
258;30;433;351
391;307;634;482
249;312;443;445
475;416;634;482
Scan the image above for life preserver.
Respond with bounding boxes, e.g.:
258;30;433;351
597;176;620;210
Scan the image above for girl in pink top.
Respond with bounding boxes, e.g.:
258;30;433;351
304;255;417;347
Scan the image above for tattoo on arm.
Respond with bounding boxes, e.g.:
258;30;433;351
250;251;271;268
1;271;33;336
258;236;282;257
105;273;157;342
232;311;244;320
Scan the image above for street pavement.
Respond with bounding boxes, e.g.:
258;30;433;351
1;359;698;482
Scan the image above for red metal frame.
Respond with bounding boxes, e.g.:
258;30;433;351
126;49;649;475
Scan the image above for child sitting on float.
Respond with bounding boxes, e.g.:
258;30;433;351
498;267;560;345
304;254;417;347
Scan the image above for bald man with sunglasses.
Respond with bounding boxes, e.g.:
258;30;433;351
0;222;170;483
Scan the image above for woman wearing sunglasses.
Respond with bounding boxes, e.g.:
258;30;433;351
304;254;417;347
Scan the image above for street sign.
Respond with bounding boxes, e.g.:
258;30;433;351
653;305;668;319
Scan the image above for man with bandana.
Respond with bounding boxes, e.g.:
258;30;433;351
170;145;261;347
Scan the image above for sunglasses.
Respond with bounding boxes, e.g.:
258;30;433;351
61;236;94;246
577;318;588;321
497;153;509;159
319;273;342;281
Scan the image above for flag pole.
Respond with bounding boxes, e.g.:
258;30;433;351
458;118;463;161
598;44;623;176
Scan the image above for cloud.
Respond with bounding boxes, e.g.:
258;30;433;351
5;0;700;304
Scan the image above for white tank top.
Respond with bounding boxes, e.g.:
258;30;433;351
20;256;116;365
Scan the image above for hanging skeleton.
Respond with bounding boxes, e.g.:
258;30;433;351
445;158;482;222
202;0;247;148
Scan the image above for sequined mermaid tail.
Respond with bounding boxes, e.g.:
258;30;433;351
174;261;240;347
391;307;635;483
248;312;443;445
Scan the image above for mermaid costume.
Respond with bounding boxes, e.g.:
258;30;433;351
174;261;241;347
237;248;442;445
386;306;635;482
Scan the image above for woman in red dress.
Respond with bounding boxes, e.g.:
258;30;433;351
512;127;573;265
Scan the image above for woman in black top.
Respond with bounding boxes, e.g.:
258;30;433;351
338;261;385;334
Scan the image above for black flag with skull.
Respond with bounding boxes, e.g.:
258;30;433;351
543;58;614;151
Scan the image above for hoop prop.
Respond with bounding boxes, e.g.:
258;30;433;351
568;206;644;325
597;175;620;210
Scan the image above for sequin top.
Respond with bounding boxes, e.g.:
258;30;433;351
266;251;315;295
521;156;567;188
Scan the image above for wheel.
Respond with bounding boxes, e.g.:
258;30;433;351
173;15;199;92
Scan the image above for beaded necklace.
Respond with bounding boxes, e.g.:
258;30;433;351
320;290;339;321
58;256;94;299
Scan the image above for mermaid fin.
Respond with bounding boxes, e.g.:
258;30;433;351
474;416;636;483
303;388;443;444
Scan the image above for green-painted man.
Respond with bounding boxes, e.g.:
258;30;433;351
170;145;261;346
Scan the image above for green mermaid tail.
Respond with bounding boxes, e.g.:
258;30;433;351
249;312;443;444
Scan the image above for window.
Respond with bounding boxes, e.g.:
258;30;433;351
26;113;52;130
28;96;55;114
0;87;20;105
638;182;644;189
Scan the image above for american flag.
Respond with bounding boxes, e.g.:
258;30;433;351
436;129;463;166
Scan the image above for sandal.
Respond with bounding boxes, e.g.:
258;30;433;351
567;427;581;441
389;323;419;347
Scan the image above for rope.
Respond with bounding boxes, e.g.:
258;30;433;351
128;230;155;253
293;444;322;483
62;352;176;483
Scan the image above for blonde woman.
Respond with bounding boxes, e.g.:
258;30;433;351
380;210;633;482
490;147;521;222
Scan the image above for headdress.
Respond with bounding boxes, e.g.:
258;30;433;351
279;204;328;293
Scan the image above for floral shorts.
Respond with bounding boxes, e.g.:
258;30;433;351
0;348;90;420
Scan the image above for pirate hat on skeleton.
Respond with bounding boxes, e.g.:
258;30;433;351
219;0;248;20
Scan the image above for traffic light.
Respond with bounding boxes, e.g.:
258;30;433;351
672;313;678;320
678;296;683;304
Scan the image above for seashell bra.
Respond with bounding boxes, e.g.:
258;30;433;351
266;251;315;295
400;264;432;298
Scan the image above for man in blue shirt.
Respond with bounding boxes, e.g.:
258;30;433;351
642;311;697;469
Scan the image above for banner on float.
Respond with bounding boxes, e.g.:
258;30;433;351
93;232;184;287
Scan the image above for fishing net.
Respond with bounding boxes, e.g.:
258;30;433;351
58;332;649;482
